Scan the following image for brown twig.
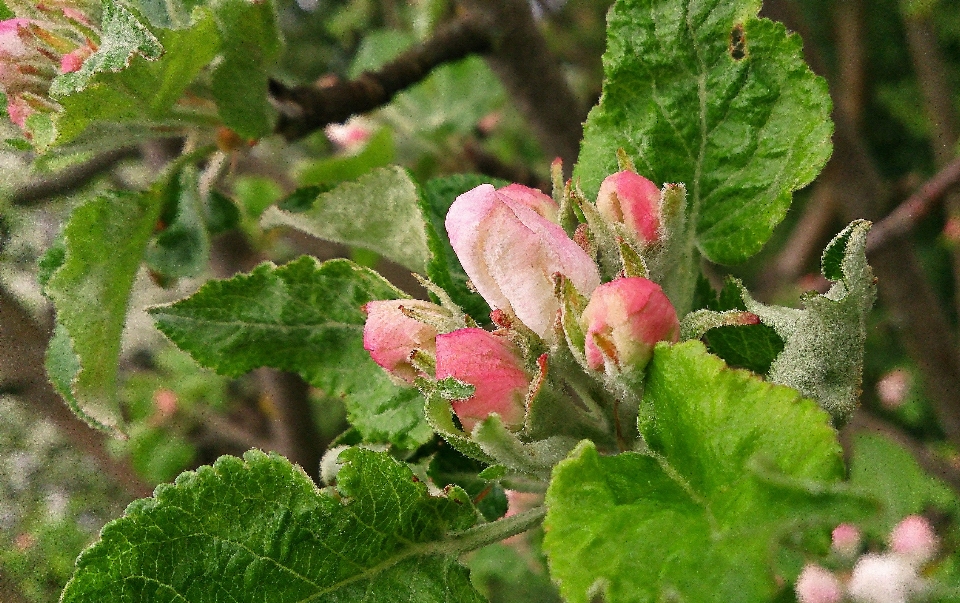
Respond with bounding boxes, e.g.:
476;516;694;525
257;369;324;482
0;285;153;499
9;146;139;206
271;16;492;141
456;0;586;170
866;154;960;253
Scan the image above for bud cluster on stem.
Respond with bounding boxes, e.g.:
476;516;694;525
362;163;685;445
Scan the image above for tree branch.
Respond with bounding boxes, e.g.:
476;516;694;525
257;368;324;483
0;285;153;499
9;146;139;206
272;16;492;141
456;0;586;169
866;154;960;253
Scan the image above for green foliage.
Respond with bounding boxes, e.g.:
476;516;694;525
296;128;396;187
210;0;282;138
60;448;486;602
543;342;874;603
52;8;220;145
576;0;833;264
148;257;433;448
144;166;210;279
262;166;431;274
42;190;163;432
50;0;163;97
702;278;784;374
740;220;877;424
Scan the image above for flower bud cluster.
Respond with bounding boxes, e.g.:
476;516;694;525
0;0;100;130
795;516;940;603
362;170;682;436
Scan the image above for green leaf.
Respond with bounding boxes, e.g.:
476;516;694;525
296;128;396;187
575;0;833;264
544;341;875;603
262;166;431;274
703;278;784;373
0;0;13;19
420;174;509;323
740;220;877;424
205;190;241;233
850;433;958;531
210;0;281;138
145;166;210;279
53;9;220;145
61;448;486;602
50;0;163;97
43;190;163;431
148;256;433;448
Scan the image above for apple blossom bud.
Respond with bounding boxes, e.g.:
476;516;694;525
848;553;923;603
362;300;441;383
890;515;938;565
831;523;861;557
435;328;530;432
59;46;90;73
446;184;600;338
596;170;662;246
795;564;843;603
580;277;680;373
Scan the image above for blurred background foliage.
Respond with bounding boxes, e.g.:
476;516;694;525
4;0;960;600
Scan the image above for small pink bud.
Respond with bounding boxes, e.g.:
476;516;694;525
435;328;530;431
6;95;32;128
876;369;911;410
596;170;662;246
890;515;938;564
795;564;843;603
59;48;88;73
324;118;372;153
446;184;600;338
831;523;861;557
362;300;440;383
848;553;923;603
580;277;680;373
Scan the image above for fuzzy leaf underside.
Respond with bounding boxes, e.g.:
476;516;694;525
575;0;832;264
44;190;163;431
740;220;876;424
60;448;485;602
262;166;431;274
544;342;874;603
149;257;433;448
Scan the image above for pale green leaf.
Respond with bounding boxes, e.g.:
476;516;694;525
148;257;433;448
43;190;163;431
144;166;210;279
61;448;485;602
210;0;282;138
575;0;832;264
544;341;875;603
262;166;431;274
740;220;877;424
50;0;163;96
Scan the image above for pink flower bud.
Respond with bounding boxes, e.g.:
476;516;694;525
580;277;680;373
831;523;861;557
435;328;530;431
446;184;601;338
596;170;661;245
362;300;440;383
890;515;938;564
6;94;32;128
848;553;923;603
59;47;89;73
795;564;843;603
876;369;910;410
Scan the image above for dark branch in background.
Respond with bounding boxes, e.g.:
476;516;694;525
456;0;587;169
9;146;139;206
271;16;492;141
0;285;153;499
257;369;323;482
867;154;960;253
